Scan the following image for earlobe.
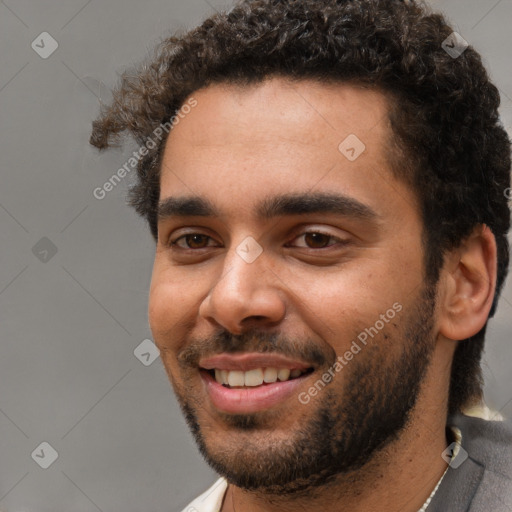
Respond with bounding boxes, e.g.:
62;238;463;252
438;224;497;341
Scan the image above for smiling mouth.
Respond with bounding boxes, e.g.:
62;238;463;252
203;367;315;388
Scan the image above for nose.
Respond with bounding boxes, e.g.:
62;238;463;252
198;242;286;334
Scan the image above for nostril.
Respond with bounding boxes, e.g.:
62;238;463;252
240;315;267;327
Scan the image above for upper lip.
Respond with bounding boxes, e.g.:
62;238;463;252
199;353;315;372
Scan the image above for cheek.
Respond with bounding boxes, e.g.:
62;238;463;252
148;280;197;382
285;261;409;350
294;264;395;312
148;266;202;350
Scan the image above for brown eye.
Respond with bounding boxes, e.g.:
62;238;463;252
186;234;209;248
304;232;332;248
288;230;349;250
173;234;214;249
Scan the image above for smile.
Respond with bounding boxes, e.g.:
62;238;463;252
200;367;315;414
209;367;313;387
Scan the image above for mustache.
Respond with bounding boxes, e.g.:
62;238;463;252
177;329;331;370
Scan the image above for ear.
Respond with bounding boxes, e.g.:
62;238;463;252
438;224;497;341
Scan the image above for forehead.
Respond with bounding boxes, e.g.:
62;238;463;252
165;78;391;149
159;78;413;221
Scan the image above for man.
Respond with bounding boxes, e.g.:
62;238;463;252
90;0;512;510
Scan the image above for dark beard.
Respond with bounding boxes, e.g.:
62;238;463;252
173;283;437;496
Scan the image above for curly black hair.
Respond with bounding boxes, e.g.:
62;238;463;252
90;0;511;416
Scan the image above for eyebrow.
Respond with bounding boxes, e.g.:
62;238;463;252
157;192;379;223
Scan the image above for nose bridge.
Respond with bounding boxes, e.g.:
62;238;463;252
215;235;268;306
199;235;286;331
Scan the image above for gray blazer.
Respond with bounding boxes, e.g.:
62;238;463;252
429;413;512;511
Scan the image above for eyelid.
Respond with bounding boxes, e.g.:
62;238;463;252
169;231;222;249
166;225;350;250
287;228;349;248
166;225;218;243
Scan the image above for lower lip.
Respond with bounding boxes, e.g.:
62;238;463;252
200;370;312;414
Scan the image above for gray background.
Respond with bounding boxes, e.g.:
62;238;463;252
0;0;511;510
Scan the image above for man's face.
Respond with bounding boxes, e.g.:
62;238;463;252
149;79;438;492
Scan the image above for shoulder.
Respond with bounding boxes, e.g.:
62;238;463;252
449;412;512;476
448;412;512;510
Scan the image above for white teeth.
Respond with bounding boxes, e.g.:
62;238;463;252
215;369;229;385
227;370;245;387
212;367;309;386
263;367;278;383
244;368;264;387
277;369;291;381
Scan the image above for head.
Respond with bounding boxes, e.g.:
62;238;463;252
90;0;510;494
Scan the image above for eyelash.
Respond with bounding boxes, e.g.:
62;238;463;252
168;230;348;251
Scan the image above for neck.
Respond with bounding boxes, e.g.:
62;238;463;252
221;347;453;512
